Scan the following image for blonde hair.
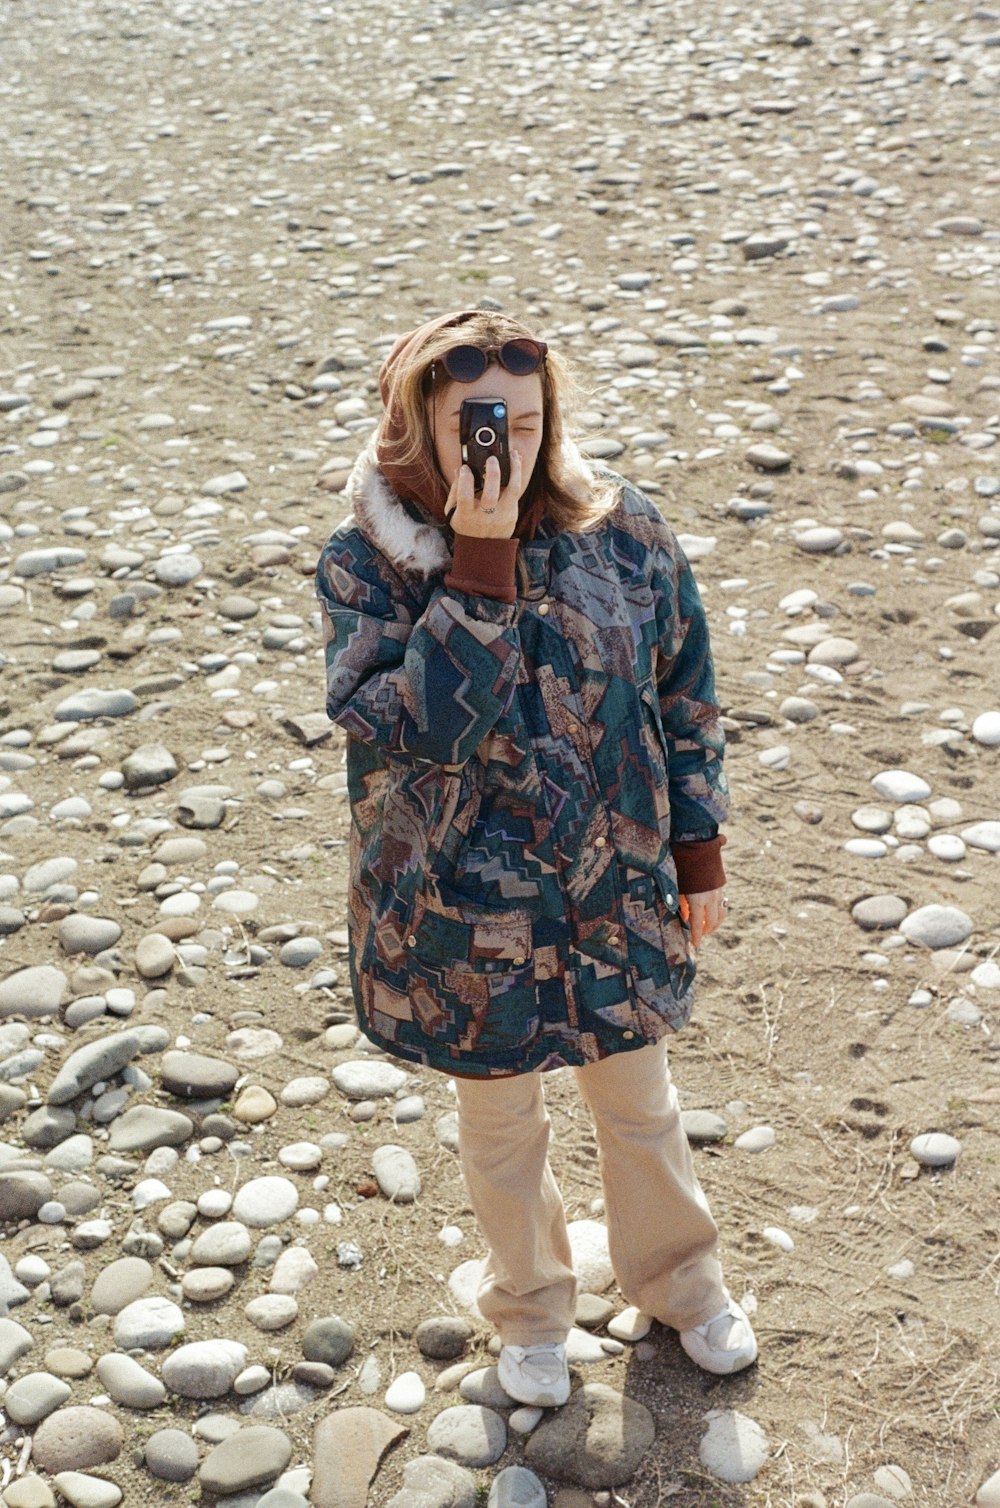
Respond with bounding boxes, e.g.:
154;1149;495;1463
381;310;617;535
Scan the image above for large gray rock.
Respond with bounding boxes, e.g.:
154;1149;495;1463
91;1257;154;1315
900;905;974;949
0;966;67;1021
161;1339;247;1399
426;1405;507;1468
524;1383;656;1488
385;1455;478;1508
113;1296;185;1350
47;1030;147;1105
160;1050;238;1099
0;1171;53;1223
121;744;179;790
108;1105;193;1152
30;1407;124;1474
198;1426;292;1495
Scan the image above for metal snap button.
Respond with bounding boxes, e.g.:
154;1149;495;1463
512;955;526;966
607;933;619;946
537;603;550;615
623;1030;635;1040
567;722;578;734
594;835;607;848
406;935;417;947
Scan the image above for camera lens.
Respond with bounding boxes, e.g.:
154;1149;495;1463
474;426;496;447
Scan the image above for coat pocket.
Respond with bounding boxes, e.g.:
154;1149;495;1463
407;897;533;975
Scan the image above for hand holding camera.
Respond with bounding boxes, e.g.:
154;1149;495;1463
444;398;522;539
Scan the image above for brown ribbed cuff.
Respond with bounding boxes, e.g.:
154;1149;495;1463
672;834;727;894
445;533;519;604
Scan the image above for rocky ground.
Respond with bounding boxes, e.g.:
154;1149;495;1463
1;0;999;1505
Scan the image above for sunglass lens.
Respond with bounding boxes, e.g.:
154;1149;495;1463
442;345;487;382
500;339;544;375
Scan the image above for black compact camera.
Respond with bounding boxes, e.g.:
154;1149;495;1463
459;398;511;490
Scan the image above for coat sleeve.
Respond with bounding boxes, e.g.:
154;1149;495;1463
648;514;730;849
316;527;522;770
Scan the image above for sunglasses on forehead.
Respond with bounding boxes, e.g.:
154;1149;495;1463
435;337;548;384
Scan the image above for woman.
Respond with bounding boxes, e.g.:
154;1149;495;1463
315;308;757;1408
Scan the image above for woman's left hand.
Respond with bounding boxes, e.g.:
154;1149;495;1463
683;887;728;949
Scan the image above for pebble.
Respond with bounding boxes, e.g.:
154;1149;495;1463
372;1143;421;1202
426;1405;507;1468
415;1316;472;1360
331;1061;408;1099
232;1176;300;1227
113;1295;185;1350
4;1372;73;1426
50;1474;122;1508
96;1352;167;1408
384;1371;426;1413
91;1258;154;1315
735;1125;776;1153
900;905;974;949
488;1466;548;1508
302;1315;354;1367
161;1338;248;1398
198;1425;293;1495
191;1221;253;1266
910;1132;961;1167
871;770;932;804
145;1429;200;1483
699;1409;770;1483
30;1408;124;1474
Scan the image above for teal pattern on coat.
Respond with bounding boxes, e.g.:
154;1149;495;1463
316;454;729;1078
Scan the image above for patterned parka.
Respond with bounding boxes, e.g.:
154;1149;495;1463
316;442;730;1078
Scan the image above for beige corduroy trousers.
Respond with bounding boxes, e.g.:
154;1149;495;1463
453;1037;727;1346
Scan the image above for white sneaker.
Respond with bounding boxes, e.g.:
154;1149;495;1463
679;1296;758;1375
497;1343;571;1407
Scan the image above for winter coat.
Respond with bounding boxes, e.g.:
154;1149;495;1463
315;445;729;1078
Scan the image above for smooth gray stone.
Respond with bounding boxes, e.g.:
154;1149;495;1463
49;1260;87;1307
852;895;909;932
0;1084;27;1121
278;937;323;968
459;1367;516;1409
58;916;122;956
488;1466;547;1508
160;1050;238;1099
113;1296;185;1350
0;965;68;1021
122;743;179;790
14;548;88;578
162;1339;247;1399
231;1176;298;1227
4;1370;72;1425
426;1406;507;1468
22;1105;76;1149
415;1316;472;1361
682;1109;729;1143
0;1316;34;1374
372;1144;420;1203
91;1257;154;1315
43;1135;94;1173
152;554;202;586
0;1046;43;1079
47;1029;147;1105
385;1455;478;1508
0;1253;30;1309
145;1427;200;1482
96;1351;167;1408
190;1222;252;1268
0;1170;53;1222
0;906;26;936
331;1061;407;1100
302;1316;354;1368
30;1406;124;1474
108;1105;194;1152
240;1382;319;1419
525;1383;655;1488
198;1425;292;1495
900;905;974;949
54;689;137;721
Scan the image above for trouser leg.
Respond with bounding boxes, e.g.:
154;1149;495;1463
454;1072;576;1345
574;1038;727;1331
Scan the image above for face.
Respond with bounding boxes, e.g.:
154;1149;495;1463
430;364;544;501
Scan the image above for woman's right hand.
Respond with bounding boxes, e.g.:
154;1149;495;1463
444;451;522;539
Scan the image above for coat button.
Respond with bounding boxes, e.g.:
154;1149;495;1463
623;1030;635;1040
594;835;607;848
537;603;550;615
607;933;619;946
406;935;417;947
567;722;579;734
512;955;526;966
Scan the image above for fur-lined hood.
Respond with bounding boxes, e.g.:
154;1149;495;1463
338;437;608;583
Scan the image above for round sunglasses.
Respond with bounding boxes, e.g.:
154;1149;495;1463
438;338;548;383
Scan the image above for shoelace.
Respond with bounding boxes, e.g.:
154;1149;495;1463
505;1345;565;1382
695;1304;742;1351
